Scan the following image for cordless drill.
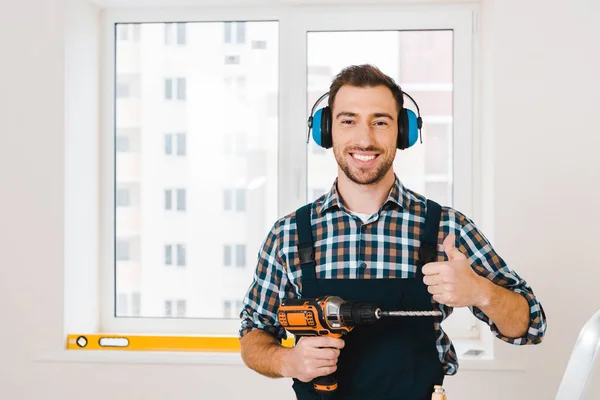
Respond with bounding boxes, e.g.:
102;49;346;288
278;296;441;396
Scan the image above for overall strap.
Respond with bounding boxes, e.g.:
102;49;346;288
295;203;317;280
418;199;442;265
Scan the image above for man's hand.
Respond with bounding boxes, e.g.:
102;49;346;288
422;234;490;308
283;336;345;382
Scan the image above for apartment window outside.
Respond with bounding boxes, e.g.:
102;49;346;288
223;299;244;318
116;188;130;206
164;78;186;100
235;244;246;268
165;189;186;211
164;299;187;317
165;244;172;265
164;133;187;155
224;55;241;65
165;244;186;267
251;40;267;50
165;22;187;45
224;22;246;44
115;240;130;261
223;245;232;266
223;188;245;212
131;292;141;316
115;135;130;152
116;82;130;98
116;23;140;42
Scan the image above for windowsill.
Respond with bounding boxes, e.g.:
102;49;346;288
34;336;524;371
32;349;525;371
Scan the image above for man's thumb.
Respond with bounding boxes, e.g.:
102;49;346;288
443;234;465;261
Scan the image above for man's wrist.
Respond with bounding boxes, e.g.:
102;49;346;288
274;346;294;378
474;276;494;309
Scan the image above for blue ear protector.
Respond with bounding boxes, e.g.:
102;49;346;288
306;90;423;150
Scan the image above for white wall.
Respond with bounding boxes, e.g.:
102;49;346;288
1;0;600;399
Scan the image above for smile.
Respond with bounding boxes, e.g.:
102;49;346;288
351;154;378;162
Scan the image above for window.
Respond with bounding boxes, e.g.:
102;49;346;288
236;244;246;267
165;22;186;45
165;244;186;267
223;188;245;212
116;135;130;152
223;244;246;268
117;293;128;315
176;189;186;211
224;22;246;44
115;240;130;261
104;11;476;346
164;244;172;265
223;299;244;318
251;40;267;50
165;300;187;317
224;55;241;65
131;292;141;316
116;82;130;98
176;244;186;266
224;132;247;156
164;78;186;100
164;189;186;211
164;133;187;156
116;188;130;206
223;245;232;266
235;188;246;211
116;23;140;41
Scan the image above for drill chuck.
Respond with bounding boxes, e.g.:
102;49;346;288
339;302;382;326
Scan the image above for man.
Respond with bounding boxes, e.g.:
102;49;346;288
238;64;546;400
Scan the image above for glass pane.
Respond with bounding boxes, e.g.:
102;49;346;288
164;78;172;99
224;22;232;44
131;292;141;316
176;188;186;211
116;187;130;206
235;188;246;211
176;300;186;317
176;244;186;266
306;30;454;207
223;189;232;211
223;245;231;266
176;133;186;155
177;23;186;45
164;189;172;210
236;22;246;44
236;244;246;267
177;78;186;100
164;133;172;155
165;245;172;265
115;21;278;319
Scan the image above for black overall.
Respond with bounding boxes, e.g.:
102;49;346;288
291;199;445;400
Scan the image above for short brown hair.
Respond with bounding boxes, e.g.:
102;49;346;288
328;64;404;113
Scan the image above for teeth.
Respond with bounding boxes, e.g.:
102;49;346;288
353;154;376;161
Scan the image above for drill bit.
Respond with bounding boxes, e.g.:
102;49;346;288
380;310;442;317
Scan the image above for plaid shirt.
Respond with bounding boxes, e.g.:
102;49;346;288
239;175;547;375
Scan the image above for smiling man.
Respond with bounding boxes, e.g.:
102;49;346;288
238;64;547;400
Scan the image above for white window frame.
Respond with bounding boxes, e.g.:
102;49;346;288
100;4;485;347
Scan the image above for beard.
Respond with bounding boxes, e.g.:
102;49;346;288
333;144;395;185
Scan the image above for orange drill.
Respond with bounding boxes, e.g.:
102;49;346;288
278;296;442;396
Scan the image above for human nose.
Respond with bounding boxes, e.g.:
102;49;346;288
353;121;376;147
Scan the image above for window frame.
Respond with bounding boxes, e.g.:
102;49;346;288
100;4;483;342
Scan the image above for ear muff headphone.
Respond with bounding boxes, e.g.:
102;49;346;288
306;90;423;150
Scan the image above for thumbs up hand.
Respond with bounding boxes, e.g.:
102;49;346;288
422;234;491;308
